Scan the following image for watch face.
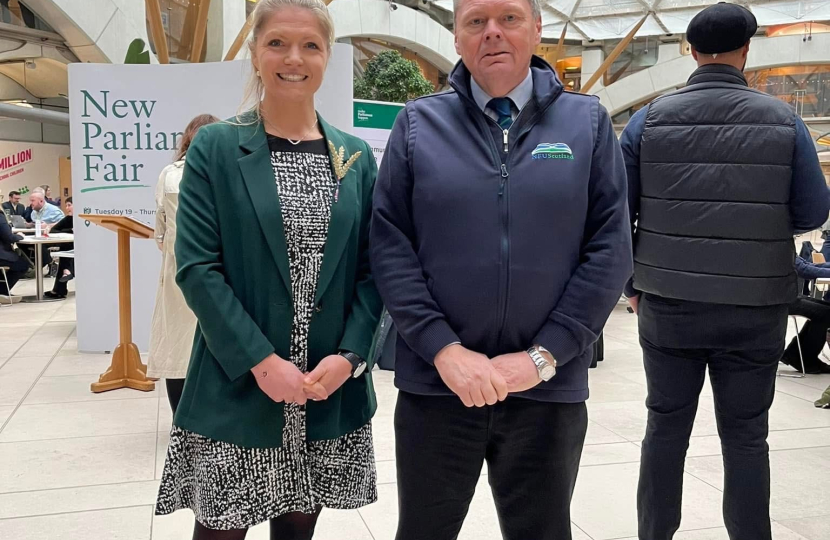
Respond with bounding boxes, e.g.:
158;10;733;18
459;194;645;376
353;361;367;378
540;365;556;381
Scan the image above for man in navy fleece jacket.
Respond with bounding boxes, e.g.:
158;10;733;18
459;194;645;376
369;0;632;537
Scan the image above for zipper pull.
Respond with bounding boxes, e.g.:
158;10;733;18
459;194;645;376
499;164;508;196
503;129;509;153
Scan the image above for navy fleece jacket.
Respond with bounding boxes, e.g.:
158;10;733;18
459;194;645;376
370;57;633;402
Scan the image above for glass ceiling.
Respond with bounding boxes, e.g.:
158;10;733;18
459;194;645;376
429;0;830;40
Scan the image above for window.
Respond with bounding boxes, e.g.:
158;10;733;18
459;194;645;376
145;0;209;62
746;65;830;118
602;37;659;85
0;0;57;33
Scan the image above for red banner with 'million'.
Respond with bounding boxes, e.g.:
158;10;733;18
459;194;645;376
0;148;32;171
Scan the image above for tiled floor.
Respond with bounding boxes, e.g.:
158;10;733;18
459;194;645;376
1;279;829;539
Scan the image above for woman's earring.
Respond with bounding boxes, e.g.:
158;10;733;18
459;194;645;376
256;70;261;77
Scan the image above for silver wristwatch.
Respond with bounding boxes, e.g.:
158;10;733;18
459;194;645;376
339;351;367;378
527;345;556;381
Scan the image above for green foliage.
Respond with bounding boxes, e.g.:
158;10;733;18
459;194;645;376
354;50;435;103
124;39;151;64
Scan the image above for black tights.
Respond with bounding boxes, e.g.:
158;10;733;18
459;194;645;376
192;507;322;540
166;378;185;414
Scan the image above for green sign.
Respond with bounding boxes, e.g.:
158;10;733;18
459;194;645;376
354;100;404;130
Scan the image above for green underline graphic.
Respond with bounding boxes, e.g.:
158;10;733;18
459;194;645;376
80;185;150;193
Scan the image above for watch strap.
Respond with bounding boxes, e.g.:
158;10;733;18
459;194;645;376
338;351;365;375
534;345;556;367
527;347;546;370
527;345;556;381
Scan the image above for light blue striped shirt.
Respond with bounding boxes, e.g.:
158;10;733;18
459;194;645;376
31;202;64;224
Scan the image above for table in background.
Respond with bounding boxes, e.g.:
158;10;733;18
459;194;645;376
16;233;75;302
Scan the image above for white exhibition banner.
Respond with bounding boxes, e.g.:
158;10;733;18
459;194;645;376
352;99;403;165
69;44;354;353
0;141;69;205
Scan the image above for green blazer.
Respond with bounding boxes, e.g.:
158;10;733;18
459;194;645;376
173;113;382;448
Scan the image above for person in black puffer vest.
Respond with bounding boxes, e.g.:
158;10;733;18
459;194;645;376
620;4;830;540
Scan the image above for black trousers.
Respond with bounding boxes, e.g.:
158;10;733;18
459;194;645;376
51;258;74;295
637;294;787;540
0;256;29;295
590;332;605;368
394;391;588;540
782;297;830;373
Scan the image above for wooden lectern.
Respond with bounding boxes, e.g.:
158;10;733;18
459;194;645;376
79;215;156;393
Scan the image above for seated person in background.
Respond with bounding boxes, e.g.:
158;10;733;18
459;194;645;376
820;218;830;261
2;191;26;217
781;256;830;374
42;185;60;207
28;192;63;224
22;191;64;273
45;197;74;300
48;197;73;234
798;240;817;295
23;187;44;223
0;212;28;303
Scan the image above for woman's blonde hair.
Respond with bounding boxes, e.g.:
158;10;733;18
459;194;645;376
237;0;335;122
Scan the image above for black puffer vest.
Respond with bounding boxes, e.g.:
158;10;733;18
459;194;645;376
635;64;798;306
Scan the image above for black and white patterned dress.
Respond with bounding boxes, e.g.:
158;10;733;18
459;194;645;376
155;136;376;530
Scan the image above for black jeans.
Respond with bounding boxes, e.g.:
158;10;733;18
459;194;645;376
395;391;588;540
637;294;787;540
782;297;830;373
0;256;29;295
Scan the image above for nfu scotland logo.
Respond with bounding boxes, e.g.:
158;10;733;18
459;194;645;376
532;143;574;160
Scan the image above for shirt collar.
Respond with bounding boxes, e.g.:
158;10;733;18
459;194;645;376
470;69;534;113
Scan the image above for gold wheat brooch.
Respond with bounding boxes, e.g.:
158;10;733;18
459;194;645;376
329;141;361;203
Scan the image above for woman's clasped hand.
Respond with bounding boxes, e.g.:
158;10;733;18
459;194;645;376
251;354;353;404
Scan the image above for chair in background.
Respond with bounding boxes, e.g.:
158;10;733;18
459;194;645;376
781;316;807;379
781;273;811;379
0;266;13;306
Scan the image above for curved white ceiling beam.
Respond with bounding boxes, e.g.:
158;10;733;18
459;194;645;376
330;0;459;74
434;0;830;40
21;0;153;64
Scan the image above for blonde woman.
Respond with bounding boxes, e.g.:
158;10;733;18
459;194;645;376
154;1;382;538
147;114;218;412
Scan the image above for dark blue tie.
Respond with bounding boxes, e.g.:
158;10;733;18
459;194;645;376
488;97;513;130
